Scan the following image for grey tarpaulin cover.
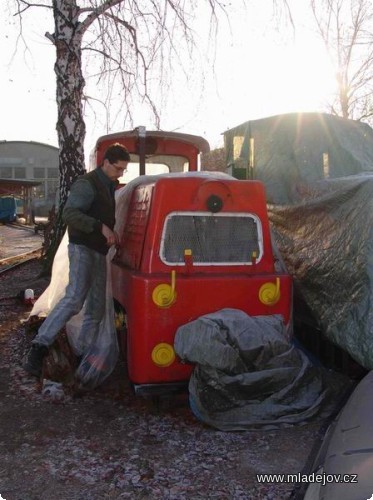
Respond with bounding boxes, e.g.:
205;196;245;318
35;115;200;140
174;309;347;431
268;173;373;370
224;113;373;370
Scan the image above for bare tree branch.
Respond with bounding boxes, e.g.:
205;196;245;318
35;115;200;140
15;0;52;15
78;0;127;34
311;0;373;123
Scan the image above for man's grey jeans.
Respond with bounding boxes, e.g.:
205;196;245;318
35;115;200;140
33;243;107;349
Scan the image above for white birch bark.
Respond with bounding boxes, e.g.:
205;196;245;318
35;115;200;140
48;0;85;207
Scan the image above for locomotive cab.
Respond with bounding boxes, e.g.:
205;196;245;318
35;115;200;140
89;127;210;182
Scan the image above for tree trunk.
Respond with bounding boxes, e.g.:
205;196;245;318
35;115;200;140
43;0;86;272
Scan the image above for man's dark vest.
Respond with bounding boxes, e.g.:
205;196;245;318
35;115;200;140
68;170;116;255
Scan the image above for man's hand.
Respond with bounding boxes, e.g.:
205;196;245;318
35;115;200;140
101;224;119;247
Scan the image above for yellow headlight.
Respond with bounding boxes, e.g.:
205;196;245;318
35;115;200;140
151;343;176;367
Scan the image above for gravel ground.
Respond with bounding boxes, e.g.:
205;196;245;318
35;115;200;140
0;221;329;500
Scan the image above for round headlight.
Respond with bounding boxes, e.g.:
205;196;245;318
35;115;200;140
151;343;176;367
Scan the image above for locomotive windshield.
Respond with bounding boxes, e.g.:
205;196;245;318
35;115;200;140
115;155;190;184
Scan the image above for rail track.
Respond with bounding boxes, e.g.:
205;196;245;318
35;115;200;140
5;221;40;232
0;248;43;275
0;222;44;274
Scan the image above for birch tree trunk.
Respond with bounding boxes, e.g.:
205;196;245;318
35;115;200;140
43;0;86;268
52;0;86;202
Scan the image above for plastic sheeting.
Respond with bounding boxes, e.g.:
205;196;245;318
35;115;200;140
29;230;119;389
174;309;348;431
268;173;373;370
29;177;164;387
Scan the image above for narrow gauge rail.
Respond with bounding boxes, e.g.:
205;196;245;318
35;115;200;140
5;222;40;233
0;223;44;274
0;248;42;274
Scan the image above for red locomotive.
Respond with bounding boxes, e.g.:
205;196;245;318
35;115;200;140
90;128;292;394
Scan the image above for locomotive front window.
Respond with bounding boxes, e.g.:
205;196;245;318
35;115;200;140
115;155;189;183
160;212;263;265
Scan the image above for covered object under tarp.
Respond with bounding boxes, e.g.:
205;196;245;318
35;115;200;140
174;309;349;431
224;112;373;205
268;173;373;370
224;113;373;371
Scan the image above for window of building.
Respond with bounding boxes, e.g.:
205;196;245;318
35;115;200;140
33;167;46;179
47;168;58;178
323;153;330;178
0;167;12;178
14;167;26;179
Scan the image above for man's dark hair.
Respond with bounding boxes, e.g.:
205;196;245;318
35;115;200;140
103;143;130;163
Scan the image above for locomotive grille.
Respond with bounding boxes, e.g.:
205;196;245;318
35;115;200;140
161;212;262;264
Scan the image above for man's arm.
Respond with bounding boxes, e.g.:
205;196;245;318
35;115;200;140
62;179;101;233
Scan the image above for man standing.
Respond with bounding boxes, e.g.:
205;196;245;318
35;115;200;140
24;143;130;378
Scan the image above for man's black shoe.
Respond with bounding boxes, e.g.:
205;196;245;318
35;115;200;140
23;343;48;378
